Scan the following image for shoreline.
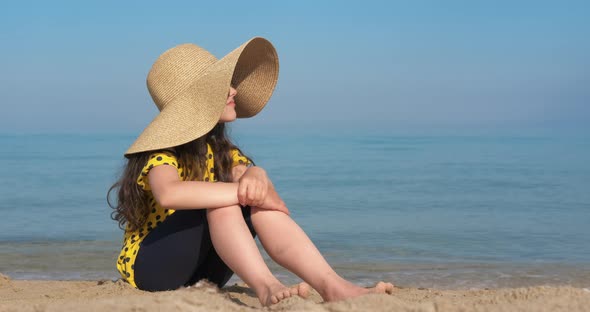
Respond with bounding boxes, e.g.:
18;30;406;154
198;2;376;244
1;274;589;312
3;260;589;290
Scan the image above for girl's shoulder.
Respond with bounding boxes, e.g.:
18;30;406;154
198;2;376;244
144;149;179;169
137;149;180;190
230;148;253;167
146;148;177;160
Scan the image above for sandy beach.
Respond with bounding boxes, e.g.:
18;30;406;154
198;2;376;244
1;273;589;312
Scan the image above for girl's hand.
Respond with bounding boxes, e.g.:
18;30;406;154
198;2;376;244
257;183;290;215
237;167;270;207
236;166;290;215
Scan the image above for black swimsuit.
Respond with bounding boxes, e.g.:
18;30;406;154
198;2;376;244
133;206;255;291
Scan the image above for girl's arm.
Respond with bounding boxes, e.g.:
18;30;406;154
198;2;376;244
149;164;240;210
149;163;288;214
231;164;249;182
232;165;289;215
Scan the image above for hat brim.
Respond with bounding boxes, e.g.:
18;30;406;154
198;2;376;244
124;37;279;157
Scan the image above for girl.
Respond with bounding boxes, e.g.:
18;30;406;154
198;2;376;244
108;37;394;306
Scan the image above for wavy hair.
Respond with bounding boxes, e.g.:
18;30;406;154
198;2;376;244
107;123;254;232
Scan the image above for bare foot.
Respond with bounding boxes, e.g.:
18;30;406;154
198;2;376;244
259;282;311;306
324;281;395;302
366;281;395;294
289;282;311;299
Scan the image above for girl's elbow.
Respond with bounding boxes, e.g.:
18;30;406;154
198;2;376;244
154;188;177;209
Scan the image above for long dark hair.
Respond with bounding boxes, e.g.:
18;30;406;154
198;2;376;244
107;123;253;232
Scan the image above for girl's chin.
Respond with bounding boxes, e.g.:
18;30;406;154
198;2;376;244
219;117;237;123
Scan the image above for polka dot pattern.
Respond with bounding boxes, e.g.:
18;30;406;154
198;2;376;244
136;151;179;191
116;144;251;289
230;149;252;168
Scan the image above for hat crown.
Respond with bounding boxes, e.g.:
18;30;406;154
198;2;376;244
147;44;218;111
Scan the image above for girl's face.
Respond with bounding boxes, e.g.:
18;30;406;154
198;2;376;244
219;86;238;123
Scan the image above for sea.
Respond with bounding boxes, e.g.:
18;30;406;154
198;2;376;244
1;123;589;289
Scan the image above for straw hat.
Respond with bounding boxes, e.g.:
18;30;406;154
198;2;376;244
124;37;279;157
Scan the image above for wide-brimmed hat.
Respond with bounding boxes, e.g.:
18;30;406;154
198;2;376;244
124;37;279;157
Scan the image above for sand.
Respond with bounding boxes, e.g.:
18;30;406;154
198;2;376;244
1;273;589;312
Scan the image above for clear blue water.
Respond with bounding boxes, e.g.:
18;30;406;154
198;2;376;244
1;125;589;289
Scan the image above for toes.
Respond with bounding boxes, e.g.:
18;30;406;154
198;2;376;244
271;289;291;304
287;282;310;298
385;282;395;294
297;282;311;298
271;295;279;304
283;289;292;299
374;281;395;294
265;284;310;306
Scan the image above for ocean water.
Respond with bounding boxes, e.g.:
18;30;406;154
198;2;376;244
1;125;589;289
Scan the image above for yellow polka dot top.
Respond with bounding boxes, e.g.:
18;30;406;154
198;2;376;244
116;144;251;288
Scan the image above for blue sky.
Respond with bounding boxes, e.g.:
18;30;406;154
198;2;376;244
1;0;588;133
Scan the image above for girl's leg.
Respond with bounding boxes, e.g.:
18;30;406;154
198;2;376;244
185;205;257;288
206;204;309;306
134;209;213;291
250;207;394;302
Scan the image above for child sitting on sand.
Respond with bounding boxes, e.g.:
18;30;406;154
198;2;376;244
107;37;394;306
